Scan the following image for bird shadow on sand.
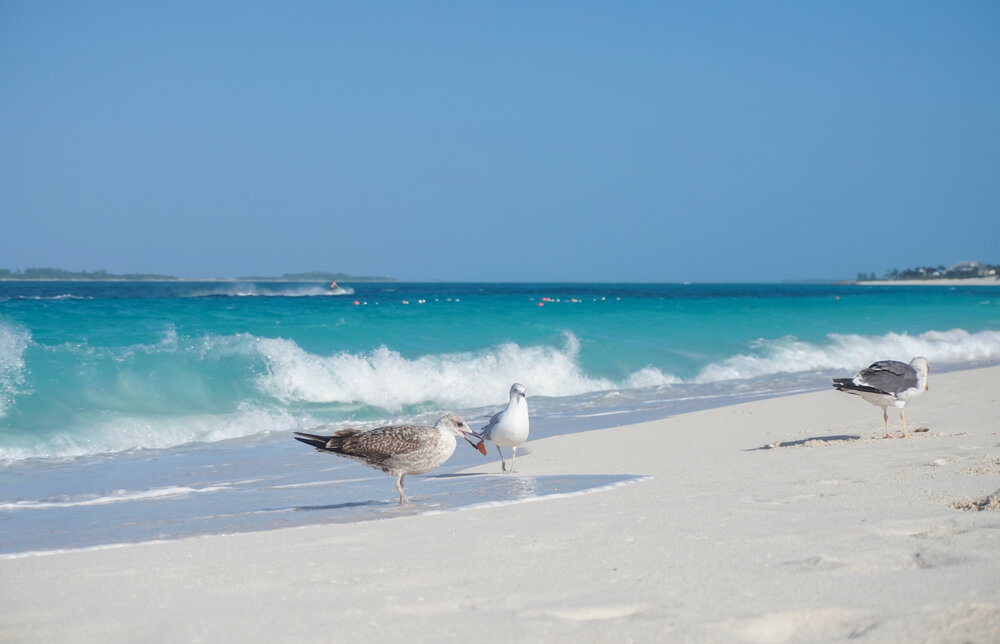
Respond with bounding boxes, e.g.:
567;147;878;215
267;474;651;526
293;499;397;512
746;434;862;451
429;472;485;479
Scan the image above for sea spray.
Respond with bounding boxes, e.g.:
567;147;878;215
0;319;31;418
255;332;618;409
696;329;1000;382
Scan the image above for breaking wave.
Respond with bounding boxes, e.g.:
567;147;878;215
0;318;31;419
2;326;998;463
696;328;1000;382
254;332;628;410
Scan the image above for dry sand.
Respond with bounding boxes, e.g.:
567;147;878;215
2;366;999;643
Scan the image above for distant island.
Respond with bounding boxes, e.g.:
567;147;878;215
235;271;395;282
853;260;998;284
0;268;396;282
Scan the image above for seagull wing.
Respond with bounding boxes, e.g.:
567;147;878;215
479;408;506;440
855;360;917;395
339;425;434;462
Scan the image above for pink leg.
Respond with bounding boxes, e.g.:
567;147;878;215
395;475;412;506
882;409;893;439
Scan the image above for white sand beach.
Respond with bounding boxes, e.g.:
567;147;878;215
2;366;999;643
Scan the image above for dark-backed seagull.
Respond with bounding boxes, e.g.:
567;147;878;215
832;357;930;438
294;414;484;506
480;383;530;472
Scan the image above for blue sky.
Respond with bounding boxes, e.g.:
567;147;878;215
2;2;998;282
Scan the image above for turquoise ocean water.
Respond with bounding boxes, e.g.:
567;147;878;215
2;281;999;554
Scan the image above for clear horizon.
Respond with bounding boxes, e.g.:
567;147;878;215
2;2;998;282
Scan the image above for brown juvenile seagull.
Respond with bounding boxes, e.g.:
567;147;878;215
294;414;484;506
832;357;930;438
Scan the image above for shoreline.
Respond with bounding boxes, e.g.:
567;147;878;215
2;366;999;641
850;277;1000;286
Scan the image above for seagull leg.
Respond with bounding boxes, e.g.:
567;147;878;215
882;409;892;439
508;446;518;474
496;445;508;472
395;474;412;506
900;409;910;438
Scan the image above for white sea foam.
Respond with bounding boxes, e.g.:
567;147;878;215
0;319;31;418
188;284;354;298
0;404;300;463
0;484;232;511
624;367;683;388
695;328;1000;382
255;332;620;411
11;294;93;301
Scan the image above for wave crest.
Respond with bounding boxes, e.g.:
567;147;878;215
696;329;1000;382
0;319;31;418
255;332;617;411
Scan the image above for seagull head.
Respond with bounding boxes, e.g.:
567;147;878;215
510;383;527;400
436;413;484;445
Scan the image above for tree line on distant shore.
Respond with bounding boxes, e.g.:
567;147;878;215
856;261;999;282
0;268;177;280
0;268;395;282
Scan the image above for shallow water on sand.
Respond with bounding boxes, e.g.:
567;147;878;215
0;426;649;555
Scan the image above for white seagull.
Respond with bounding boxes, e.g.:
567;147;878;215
832;357;930;438
294;414;485;506
480;383;530;472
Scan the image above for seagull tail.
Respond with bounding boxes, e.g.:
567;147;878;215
293;432;332;450
294;429;364;452
832;379;882;395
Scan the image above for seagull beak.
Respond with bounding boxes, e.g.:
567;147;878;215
460;430;487;455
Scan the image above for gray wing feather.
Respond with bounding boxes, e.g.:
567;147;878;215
857;360;917;394
479;409;503;440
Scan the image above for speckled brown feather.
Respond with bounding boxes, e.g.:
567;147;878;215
332;425;437;465
295;423;453;475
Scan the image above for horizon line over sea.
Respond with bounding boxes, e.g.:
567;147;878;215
2;274;997;283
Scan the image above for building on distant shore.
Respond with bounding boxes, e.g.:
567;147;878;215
948;261;996;278
856;260;998;282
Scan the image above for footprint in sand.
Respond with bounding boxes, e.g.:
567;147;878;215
952;488;1000;511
